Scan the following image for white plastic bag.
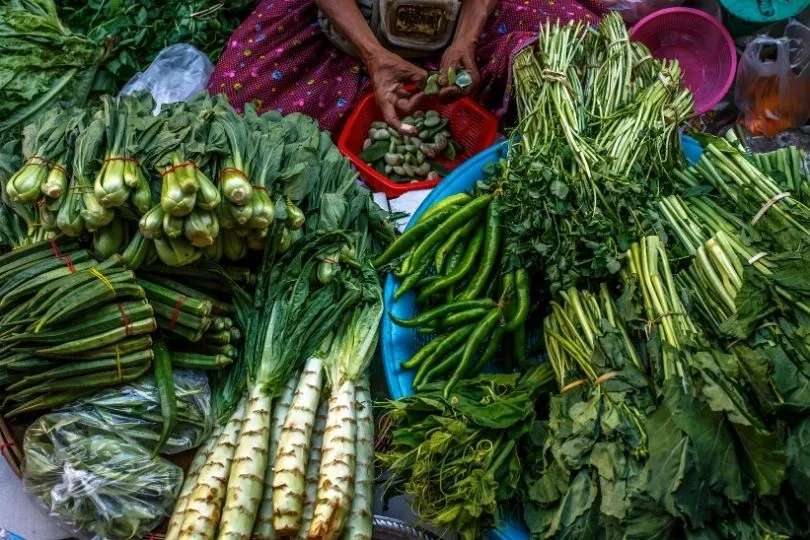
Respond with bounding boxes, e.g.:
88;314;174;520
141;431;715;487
603;0;685;24
120;44;214;114
735;21;810;136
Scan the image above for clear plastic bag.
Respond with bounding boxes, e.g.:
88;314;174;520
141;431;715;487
602;0;685;24
119;44;214;114
735;21;810;136
23;412;183;540
62;370;213;455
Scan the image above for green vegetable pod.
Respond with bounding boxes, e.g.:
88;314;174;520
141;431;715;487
93;220;127;259
184;209;220;248
219;165;252;205
139;205;165;239
154;236;200;267
42;164;68;199
7;160;47;204
94;157;131;208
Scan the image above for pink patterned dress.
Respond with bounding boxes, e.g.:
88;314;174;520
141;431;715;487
208;0;607;134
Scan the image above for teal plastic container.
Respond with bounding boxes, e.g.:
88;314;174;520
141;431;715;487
381;135;704;539
718;0;810;36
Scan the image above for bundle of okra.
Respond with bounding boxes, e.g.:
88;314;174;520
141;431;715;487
0;238;156;417
374;191;529;396
138;273;240;371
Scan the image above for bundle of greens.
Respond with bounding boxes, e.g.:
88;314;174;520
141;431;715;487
500;14;693;294
525;284;654;538
23;409;183;540
0;240;156;417
378;367;555;540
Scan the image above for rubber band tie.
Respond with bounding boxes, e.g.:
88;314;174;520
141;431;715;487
748;252;768;264
89;268;115;293
117;303;132;337
50;239;76;273
161;161;200;177
0;441;15;450
560;371;619;394
217;167;248;183
752;192;791;225
168;295;187;331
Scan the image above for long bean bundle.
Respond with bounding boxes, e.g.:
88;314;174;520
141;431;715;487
0;239;155;417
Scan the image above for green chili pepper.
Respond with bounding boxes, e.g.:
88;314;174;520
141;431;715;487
459;201;501;301
410;195;492;270
505;269;530;332
420;347;464;386
374;208;456;267
390;299;496;328
467;324;507;377
444;309;502;397
416;193;473;223
435;218;479;273
417;229;484;302
402;334;447;370
395;244;440;300
413;324;476;387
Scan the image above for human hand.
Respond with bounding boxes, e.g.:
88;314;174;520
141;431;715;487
438;39;480;102
367;49;428;134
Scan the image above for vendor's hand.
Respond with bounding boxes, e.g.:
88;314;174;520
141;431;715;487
368;50;427;135
439;40;480;102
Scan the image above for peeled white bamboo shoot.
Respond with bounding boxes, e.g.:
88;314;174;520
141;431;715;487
166;424;222;540
216;385;273;540
308;378;357;540
343;377;373;540
253;373;300;539
299;398;329;539
273;356;326;534
179;399;246;540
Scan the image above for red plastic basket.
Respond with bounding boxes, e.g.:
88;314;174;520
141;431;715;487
338;93;499;198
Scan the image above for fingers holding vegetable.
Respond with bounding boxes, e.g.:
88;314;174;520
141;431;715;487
438;42;479;100
368;50;428;135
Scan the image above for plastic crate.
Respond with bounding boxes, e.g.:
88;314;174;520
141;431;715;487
338;93;498;198
381;135;703;540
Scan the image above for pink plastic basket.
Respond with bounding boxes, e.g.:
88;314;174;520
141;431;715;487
630;7;737;116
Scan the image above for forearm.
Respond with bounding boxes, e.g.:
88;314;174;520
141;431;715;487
315;0;384;63
454;0;499;45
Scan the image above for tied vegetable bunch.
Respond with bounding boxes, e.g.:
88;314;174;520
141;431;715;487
6;105;79;212
500;14;693;294
0;239;156;418
93;94;157;213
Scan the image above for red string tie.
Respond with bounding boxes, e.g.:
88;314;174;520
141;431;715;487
168;295;187;331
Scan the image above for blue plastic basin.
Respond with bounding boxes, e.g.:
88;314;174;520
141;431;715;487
381;135;703;539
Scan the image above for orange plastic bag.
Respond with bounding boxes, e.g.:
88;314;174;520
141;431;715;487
735;21;810;136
